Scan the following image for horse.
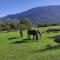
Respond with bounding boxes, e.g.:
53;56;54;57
27;29;41;41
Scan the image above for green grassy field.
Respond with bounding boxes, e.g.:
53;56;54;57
0;26;60;60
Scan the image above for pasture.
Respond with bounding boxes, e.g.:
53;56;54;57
0;26;60;60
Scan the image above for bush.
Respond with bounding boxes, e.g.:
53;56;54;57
54;35;60;43
46;28;60;33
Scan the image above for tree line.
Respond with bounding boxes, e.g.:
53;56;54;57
0;18;60;31
0;18;33;31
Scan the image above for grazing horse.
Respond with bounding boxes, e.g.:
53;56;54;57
27;29;41;41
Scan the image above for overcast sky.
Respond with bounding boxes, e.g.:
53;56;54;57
0;0;60;17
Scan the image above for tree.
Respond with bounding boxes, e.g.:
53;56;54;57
19;18;32;30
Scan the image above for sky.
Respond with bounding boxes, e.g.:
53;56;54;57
0;0;60;17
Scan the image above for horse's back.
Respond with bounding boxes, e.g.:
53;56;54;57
27;30;36;35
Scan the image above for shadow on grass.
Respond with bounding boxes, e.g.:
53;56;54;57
33;45;60;53
8;37;18;40
11;38;32;44
48;36;55;39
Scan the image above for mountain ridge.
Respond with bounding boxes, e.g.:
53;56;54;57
1;5;60;22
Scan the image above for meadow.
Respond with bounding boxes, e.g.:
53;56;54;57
0;26;60;60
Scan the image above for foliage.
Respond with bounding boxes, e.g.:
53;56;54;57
19;18;32;30
0;19;19;31
0;17;60;31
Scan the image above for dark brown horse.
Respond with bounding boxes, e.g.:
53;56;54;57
27;29;41;41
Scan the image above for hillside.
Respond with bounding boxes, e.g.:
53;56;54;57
1;5;60;22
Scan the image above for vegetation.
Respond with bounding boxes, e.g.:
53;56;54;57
0;17;60;31
0;18;33;31
19;18;32;30
0;26;60;60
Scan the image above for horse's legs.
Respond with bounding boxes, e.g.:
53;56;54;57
33;35;35;41
28;34;30;40
36;34;38;41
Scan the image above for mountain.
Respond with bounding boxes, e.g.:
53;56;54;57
1;5;60;22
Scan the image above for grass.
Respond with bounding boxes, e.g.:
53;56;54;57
0;26;60;60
